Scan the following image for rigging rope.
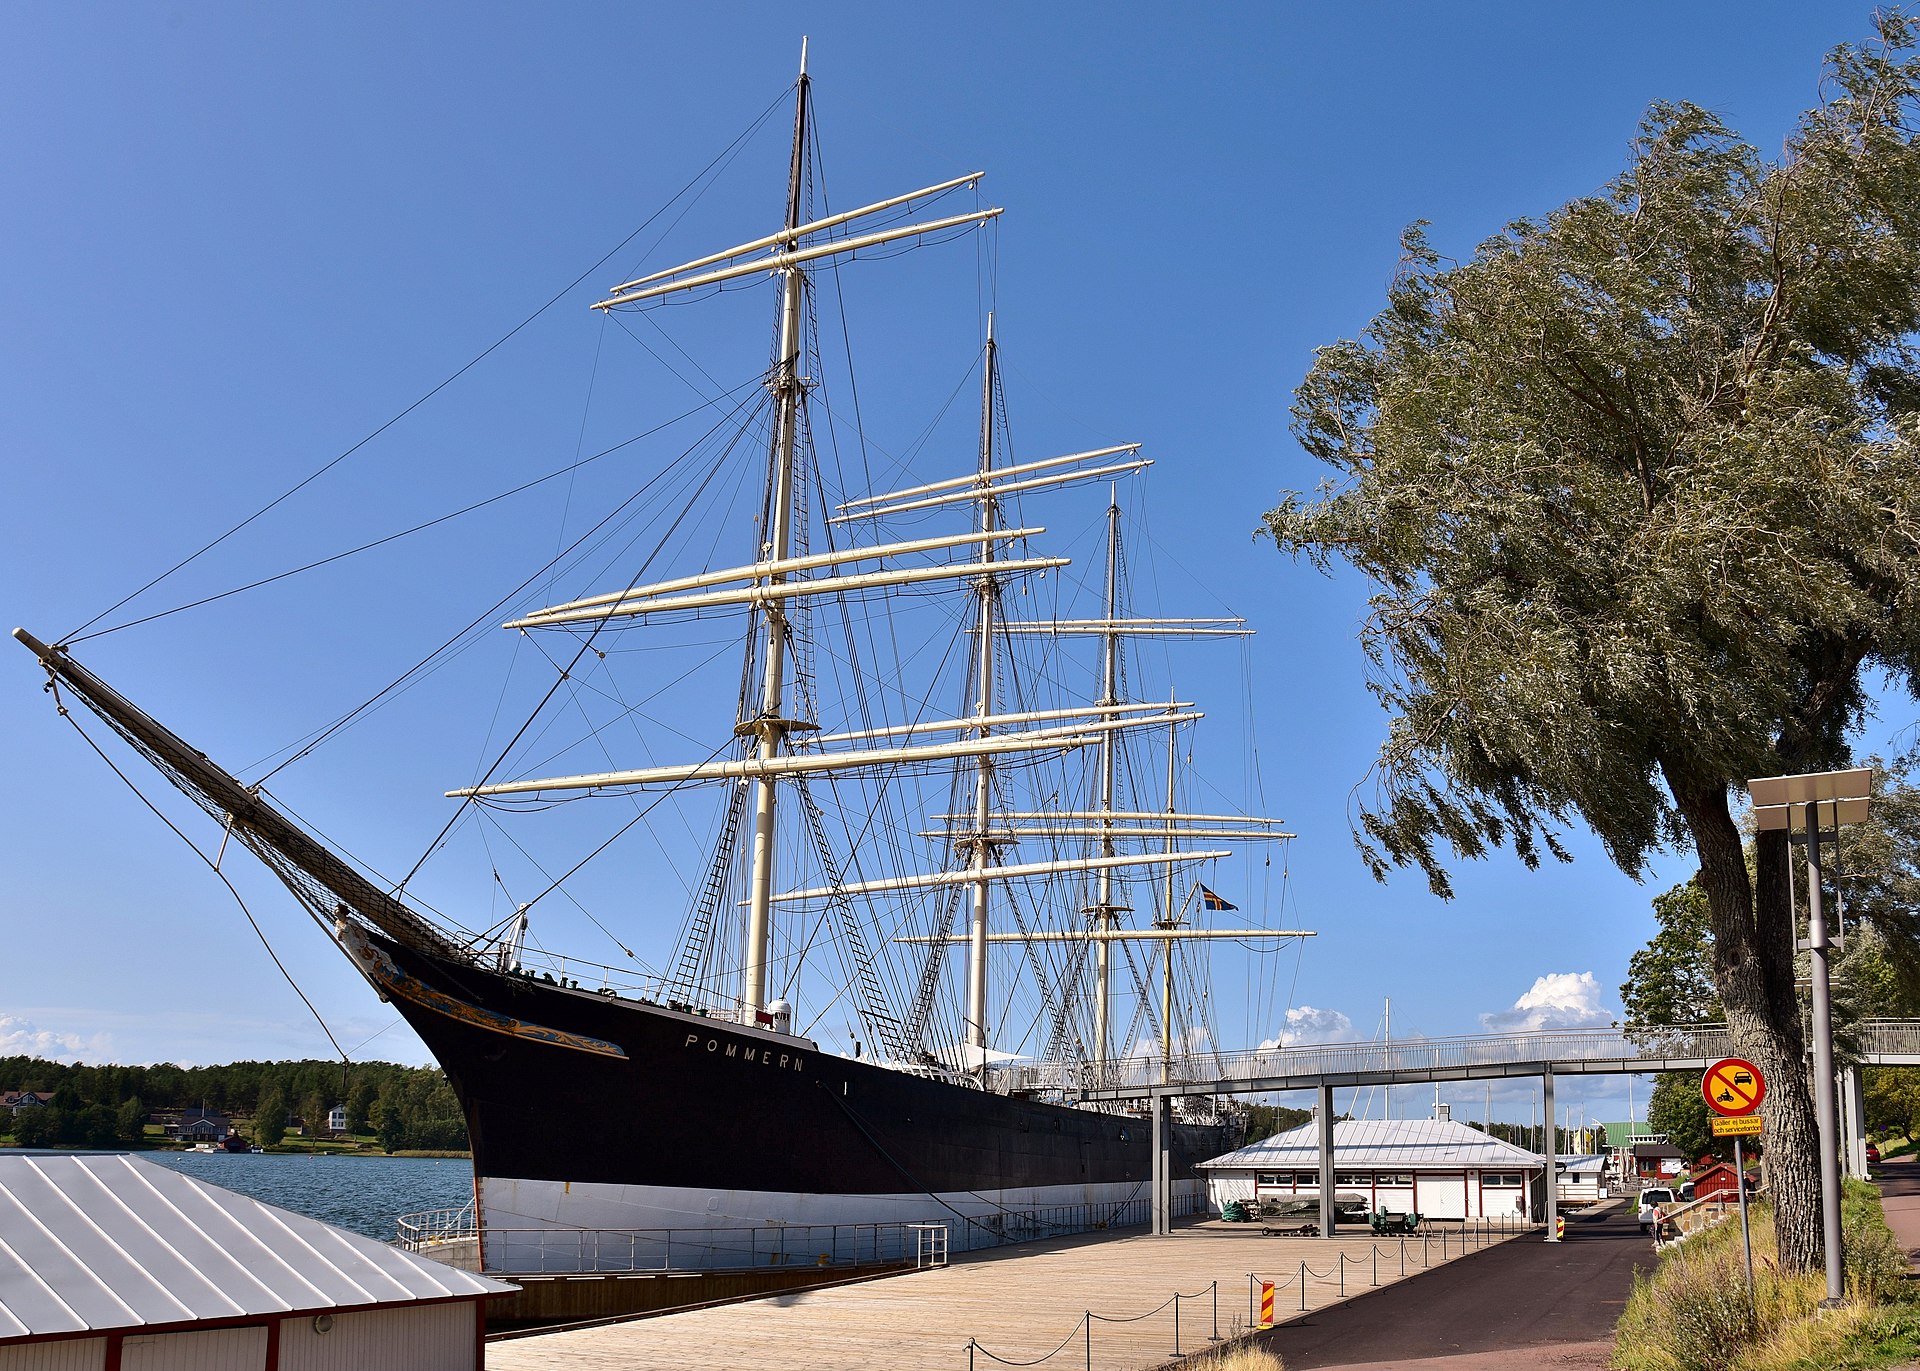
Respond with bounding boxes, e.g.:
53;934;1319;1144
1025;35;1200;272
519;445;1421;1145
63;85;794;646
51;683;350;1069
249;378;765;788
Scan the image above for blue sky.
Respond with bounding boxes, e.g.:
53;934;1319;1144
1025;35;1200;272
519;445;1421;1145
3;2;1909;1128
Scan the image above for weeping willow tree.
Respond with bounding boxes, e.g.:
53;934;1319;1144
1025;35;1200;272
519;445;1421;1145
1265;16;1920;1272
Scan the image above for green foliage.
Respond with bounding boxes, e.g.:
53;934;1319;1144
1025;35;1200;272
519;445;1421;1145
1865;1066;1920;1138
253;1088;288;1149
369;1074;465;1154
1265;18;1920;893
1614;1181;1912;1371
0;1056;466;1153
345;1079;376;1135
1242;1103;1312;1140
12;1109;57;1148
1832;755;1920;1019
1264;14;1920;1272
1624;879;1723;1028
1841;1177;1911;1303
1647;1072;1725;1165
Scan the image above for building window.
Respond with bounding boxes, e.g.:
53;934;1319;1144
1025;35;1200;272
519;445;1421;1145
1481;1172;1523;1187
1293;1170;1319;1187
1335;1173;1372;1187
1256;1172;1282;1186
1375;1173;1413;1187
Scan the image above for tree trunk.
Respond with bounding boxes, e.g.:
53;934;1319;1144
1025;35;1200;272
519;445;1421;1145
1667;767;1824;1273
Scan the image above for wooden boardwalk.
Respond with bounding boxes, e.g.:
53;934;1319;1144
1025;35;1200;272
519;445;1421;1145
486;1221;1528;1371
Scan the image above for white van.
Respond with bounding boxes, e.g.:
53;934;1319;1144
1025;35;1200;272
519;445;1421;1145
1637;1185;1675;1232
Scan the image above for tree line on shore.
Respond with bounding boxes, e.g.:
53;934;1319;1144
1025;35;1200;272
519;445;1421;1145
0;1056;468;1153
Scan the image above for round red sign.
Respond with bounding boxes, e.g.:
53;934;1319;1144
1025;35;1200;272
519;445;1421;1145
1702;1057;1766;1117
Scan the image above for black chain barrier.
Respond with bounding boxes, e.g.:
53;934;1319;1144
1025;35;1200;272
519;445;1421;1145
968;1214;1529;1368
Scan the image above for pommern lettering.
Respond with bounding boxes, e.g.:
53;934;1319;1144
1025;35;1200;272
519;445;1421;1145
684;1034;804;1071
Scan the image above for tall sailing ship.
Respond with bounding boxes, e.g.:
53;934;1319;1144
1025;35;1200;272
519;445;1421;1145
16;51;1307;1272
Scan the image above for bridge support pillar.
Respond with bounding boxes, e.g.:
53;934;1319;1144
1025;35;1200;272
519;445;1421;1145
1151;1090;1171;1236
1841;1065;1868;1180
1543;1067;1560;1241
1318;1082;1336;1238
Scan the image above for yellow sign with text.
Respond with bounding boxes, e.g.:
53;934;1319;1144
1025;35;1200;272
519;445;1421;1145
1712;1114;1763;1137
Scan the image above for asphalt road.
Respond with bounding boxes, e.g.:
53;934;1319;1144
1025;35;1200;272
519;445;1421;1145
1875;1152;1920;1268
1248;1201;1658;1371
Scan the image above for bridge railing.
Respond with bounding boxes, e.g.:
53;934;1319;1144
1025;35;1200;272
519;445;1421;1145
983;1020;1920;1097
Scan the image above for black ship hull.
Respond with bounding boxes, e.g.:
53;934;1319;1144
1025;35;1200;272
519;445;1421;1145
350;928;1227;1271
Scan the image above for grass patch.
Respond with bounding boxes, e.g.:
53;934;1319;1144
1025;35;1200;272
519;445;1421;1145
1613;1179;1914;1371
1181;1348;1286;1370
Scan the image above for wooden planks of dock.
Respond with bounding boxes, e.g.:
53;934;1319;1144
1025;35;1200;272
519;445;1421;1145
485;1221;1528;1371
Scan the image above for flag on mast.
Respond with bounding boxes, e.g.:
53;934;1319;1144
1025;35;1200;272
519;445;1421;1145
1198;884;1236;911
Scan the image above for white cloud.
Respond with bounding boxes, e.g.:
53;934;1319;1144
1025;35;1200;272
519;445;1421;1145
1480;972;1616;1033
0;1014;109;1063
1123;1025;1218;1061
1259;1005;1360;1050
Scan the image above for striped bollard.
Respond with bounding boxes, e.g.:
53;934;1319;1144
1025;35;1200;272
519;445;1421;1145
1259;1280;1275;1328
1555;1215;1566;1241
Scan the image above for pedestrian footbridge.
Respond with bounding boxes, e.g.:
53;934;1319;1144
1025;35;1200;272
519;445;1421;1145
980;1020;1920;1243
986;1020;1920;1102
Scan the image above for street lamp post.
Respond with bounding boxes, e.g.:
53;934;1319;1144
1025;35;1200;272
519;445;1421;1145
1749;766;1872;1308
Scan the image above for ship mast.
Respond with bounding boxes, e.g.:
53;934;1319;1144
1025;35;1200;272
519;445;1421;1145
1159;696;1181;1083
965;317;1001;1059
1088;495;1126;1078
741;43;811;1017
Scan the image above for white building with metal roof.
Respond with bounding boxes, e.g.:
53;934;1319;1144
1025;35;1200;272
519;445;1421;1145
0;1153;515;1371
1199;1115;1547;1221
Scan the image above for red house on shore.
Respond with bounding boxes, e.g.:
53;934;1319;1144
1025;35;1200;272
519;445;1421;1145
1692;1160;1757;1201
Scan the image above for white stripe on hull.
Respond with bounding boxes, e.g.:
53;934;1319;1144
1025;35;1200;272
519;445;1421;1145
475;1174;1204;1272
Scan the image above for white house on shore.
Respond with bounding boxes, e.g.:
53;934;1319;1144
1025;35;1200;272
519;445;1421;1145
1200;1114;1547;1221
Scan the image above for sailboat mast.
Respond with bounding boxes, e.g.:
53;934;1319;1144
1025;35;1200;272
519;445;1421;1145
965;317;1001;1055
1091;495;1122;1076
742;45;811;1017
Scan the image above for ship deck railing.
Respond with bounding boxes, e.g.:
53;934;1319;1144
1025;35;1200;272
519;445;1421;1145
394;1203;476;1249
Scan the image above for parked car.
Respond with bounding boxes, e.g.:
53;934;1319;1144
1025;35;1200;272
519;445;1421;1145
1678;1181;1695;1202
1867;1143;1882;1166
1637;1186;1676;1233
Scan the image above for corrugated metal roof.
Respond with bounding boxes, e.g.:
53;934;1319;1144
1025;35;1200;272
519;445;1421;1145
0;1154;514;1340
1559;1154;1609;1175
1199;1117;1545;1171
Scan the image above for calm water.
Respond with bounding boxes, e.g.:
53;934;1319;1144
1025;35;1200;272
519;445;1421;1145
139;1152;474;1240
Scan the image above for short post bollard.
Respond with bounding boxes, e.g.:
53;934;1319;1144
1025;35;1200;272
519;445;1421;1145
1084;1314;1091;1371
967;1337;976;1371
1338;1252;1345;1297
1211;1280;1221;1342
1173;1293;1181;1357
1298;1261;1307;1311
1372;1246;1379;1287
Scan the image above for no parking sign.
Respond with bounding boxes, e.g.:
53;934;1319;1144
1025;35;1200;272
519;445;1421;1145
1702;1058;1765;1117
